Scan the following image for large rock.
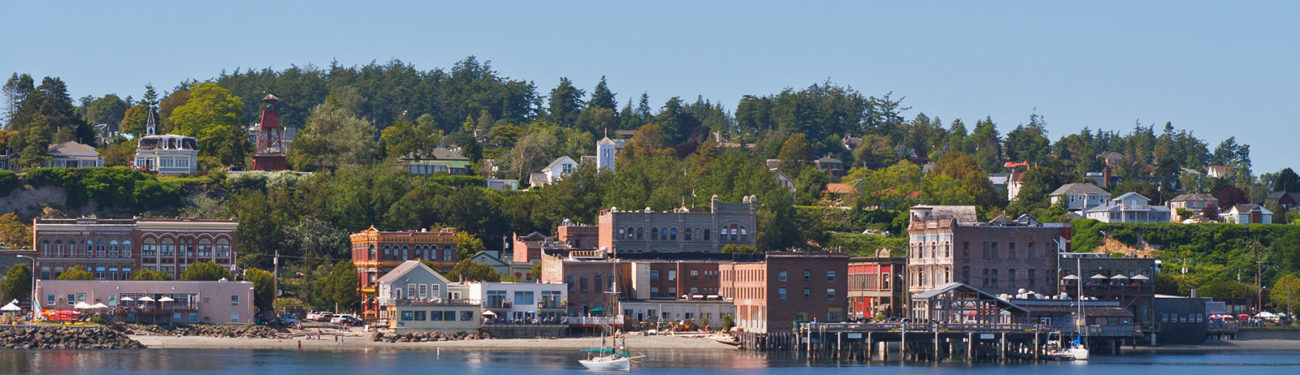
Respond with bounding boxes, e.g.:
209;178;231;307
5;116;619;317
0;326;143;350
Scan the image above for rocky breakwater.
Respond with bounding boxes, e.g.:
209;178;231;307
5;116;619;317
122;324;283;338
372;330;492;343
0;326;145;349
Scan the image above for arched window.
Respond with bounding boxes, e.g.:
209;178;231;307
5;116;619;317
684;228;693;241
661;227;668;239
368;244;376;260
109;240;120;258
41;240;50;257
142;238;157;257
740;227;748;241
627;227;635;239
670;228;677;240
160;238;175;257
198;239;212;258
122;240;132;258
215;238;231;258
54;240;63;257
402;245;409;260
384;245;392;257
85;240;93;258
637;227;643;240
443;245;454;261
651;227;658;240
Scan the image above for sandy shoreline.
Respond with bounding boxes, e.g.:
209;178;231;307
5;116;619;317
130;331;739;352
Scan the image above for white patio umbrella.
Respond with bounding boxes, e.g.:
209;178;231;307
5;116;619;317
1062;275;1080;280
90;303;108;309
158;296;175;302
119;297;134;302
1130;274;1150;281
1090;274;1109;280
0;303;21;312
74;302;92;309
1110;274;1129;280
137;296;155;302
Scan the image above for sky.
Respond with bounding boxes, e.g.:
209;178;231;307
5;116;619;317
3;1;1297;172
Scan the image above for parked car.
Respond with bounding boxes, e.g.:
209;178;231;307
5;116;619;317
279;314;300;325
330;314;358;325
307;311;334;322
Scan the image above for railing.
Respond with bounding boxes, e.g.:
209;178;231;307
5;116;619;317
566;316;624;326
803;322;1042;332
1208;321;1240;333
392;298;480;306
1080;284;1155;293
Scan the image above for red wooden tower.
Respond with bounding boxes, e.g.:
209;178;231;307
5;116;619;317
251;93;286;171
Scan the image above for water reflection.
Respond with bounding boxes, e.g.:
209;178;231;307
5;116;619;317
0;349;1296;374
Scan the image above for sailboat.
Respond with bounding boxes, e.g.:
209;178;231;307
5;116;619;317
580;248;635;371
1046;257;1090;361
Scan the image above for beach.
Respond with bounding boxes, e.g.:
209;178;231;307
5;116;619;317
130;330;739;352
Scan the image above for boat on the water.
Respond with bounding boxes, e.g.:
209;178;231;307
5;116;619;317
579;354;631;371
1045;332;1089;361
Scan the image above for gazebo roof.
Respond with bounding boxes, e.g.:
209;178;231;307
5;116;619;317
913;282;1028;314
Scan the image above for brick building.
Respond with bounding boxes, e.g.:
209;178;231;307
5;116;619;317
848;249;905;319
719;252;849;333
539;251;630;316
33;218;238;280
1059;253;1157;337
597;196;756;256
629;260;722;299
350;226;458;319
906;206;1068;297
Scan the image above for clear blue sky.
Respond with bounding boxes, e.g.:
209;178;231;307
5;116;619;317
4;1;1297;172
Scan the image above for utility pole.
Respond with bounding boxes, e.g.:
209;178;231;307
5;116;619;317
1256;260;1264;313
273;249;280;315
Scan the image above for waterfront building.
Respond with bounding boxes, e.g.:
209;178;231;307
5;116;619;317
1048;182;1111;212
132;110;198;174
909;283;1027;325
466;281;567;324
1153;295;1208;345
597;196;757;256
1058;252;1157;338
42;141;102;168
1084;193;1172;223
847;249;905;319
621;298;734;330
539;251;628;317
33;218;238;280
906;205;1067;297
627;259;722;300
718;252;849;334
350;226;458;320
375;260;478;332
35;279;254;324
1012;298;1136;336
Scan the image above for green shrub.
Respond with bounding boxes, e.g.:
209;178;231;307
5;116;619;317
0;170;17;197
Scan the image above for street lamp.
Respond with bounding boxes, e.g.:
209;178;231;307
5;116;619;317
15;255;36;306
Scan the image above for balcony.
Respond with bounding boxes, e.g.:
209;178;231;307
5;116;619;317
566;316;624;326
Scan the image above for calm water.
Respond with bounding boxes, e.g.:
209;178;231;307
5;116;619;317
0;348;1296;374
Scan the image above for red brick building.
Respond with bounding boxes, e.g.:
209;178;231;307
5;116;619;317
33;218;238;281
906;206;1068;297
540;251;631;316
719;252;849;333
350;226;457;319
848;249;905;319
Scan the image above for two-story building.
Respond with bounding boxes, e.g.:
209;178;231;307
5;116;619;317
1220;203;1273;224
1084;192;1171;223
530;156;578;186
1059;253;1156;340
1049;183;1111;212
375;260;478;332
1168;193;1219;221
36;279;254;324
597;196;757;256
467;281;567;324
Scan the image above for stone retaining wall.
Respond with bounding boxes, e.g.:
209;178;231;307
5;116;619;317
120;324;283;339
372;330;491;343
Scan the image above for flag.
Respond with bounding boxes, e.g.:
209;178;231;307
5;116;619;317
31;295;42;321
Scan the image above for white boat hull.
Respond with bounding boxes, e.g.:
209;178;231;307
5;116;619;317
1068;346;1089;360
579;356;631;371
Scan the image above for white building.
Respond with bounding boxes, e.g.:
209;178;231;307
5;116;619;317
376;261;478;333
1221;204;1273;224
620;299;735;330
486;178;519;191
596;137;624;172
133;110;198;174
1049;183;1111;212
1084;192;1171;223
467;281;567;324
43;141;102;168
532;156;578;186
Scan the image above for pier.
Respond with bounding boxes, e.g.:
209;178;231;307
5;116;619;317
740;322;1136;362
